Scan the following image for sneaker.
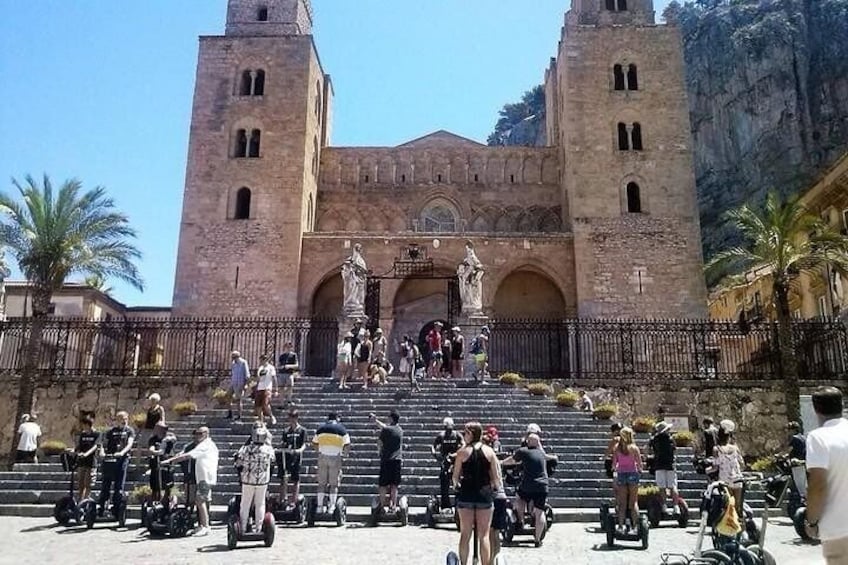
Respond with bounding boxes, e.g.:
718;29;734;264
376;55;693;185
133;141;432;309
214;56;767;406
194;527;210;537
191;526;204;536
628;527;639;536
534;540;543;548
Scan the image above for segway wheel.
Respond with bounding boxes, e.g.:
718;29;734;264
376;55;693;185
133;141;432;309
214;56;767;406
639;516;650;550
140;501;149;529
544;504;554;530
748;546;777;565
82;500;96;530
425;506;435;529
700;549;733;564
116;496;127;528
306;498;317;527
53;496;76;526
169;508;193;538
744;517;760;545
502;510;515;544
677;500;689;528
227;516;239;550
335;498;347;527
794;507;812;541
646;498;662;528
297;500;307;524
399;496;409;527
599;502;610;530
604;514;615;548
263;513;276;547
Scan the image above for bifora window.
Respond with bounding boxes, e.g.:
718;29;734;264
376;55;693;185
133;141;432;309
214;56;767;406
420;204;457;233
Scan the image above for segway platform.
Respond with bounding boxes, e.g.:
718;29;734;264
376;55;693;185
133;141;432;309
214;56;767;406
602;507;649;550
305;496;347;527
268;495;308;524
425;495;460;529
370;495;409;527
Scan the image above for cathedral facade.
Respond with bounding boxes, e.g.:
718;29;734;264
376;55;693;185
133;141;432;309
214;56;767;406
172;0;708;341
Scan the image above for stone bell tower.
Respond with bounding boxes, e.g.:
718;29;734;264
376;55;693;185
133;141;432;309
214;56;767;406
172;0;331;317
545;0;708;318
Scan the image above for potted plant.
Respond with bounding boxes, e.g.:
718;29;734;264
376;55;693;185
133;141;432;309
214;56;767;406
498;372;523;386
672;431;695;448
556;390;579;407
173;401;198;417
632;417;657;434
593;404;619;420
212;388;232;407
40;440;68;457
129;485;152;504
527;382;552;397
750;456;777;473
131;412;147;429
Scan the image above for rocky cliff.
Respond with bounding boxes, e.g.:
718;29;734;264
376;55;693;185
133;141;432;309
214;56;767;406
491;0;848;278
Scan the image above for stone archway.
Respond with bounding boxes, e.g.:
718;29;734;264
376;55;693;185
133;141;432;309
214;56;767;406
311;274;342;317
493;269;566;318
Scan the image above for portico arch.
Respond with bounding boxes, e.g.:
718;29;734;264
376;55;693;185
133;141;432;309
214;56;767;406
311;272;343;317
493;269;567;318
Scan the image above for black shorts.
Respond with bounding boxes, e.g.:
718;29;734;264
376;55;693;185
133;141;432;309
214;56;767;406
518;490;548;509
379;460;402;487
492;497;508;531
15;450;36;463
276;452;301;482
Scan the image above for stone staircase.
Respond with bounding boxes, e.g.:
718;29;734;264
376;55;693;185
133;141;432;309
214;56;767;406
0;375;766;522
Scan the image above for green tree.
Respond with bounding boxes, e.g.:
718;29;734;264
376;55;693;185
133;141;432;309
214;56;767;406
707;191;848;422
0;175;143;461
488;85;546;146
83;273;114;296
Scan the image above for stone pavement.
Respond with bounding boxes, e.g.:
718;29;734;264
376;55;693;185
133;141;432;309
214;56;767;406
2;516;826;565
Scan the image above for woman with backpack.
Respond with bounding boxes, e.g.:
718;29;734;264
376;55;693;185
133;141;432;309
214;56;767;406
714;420;745;514
396;336;421;392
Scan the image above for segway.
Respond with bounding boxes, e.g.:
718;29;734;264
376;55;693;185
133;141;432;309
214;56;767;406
140;460;194;537
305;488;347;527
268;494;308;524
771;455;810;541
53;451;82;525
79;454;129;529
370;494;410;527
500;462;555;544
646;497;689;528
601;505;650;550
425;454;459;529
226;494;276;549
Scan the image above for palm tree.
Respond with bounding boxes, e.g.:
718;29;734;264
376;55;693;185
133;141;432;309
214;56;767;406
707;191;848;422
0;175;143;461
83;273;114;296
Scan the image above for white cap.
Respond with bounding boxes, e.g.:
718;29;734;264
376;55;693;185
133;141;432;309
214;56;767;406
527;423;541;434
443;417;454;427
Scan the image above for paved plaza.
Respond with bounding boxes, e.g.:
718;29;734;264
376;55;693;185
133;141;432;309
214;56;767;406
3;516;825;565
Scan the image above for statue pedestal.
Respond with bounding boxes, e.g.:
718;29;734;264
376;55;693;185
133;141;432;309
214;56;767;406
458;313;490;379
338;313;365;339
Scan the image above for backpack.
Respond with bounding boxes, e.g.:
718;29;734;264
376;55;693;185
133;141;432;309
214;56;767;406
470;337;482;355
413;346;425;370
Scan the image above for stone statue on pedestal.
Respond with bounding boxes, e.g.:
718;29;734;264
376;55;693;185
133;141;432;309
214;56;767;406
457;241;484;315
341;243;368;317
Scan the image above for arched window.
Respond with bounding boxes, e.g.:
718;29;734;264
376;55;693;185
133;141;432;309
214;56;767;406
617;0;628;10
613;64;625;91
626;182;642;213
248;129;261;158
605;0;616;10
235;187;252;220
234;129;248;158
254;70;265;96
257;6;269;21
627;64;638;91
311;136;319;176
632;123;643;151
420;203;458;233
307;194;314;231
239;71;252;96
315;81;322;120
617;123;630;151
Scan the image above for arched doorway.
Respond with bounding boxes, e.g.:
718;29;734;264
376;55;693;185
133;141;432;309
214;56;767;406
493;269;566;318
311;274;343;317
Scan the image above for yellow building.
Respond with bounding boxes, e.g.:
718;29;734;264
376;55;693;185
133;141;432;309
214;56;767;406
708;152;848;321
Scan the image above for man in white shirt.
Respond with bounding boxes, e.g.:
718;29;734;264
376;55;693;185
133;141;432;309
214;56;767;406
805;386;848;564
255;354;278;425
164;426;219;537
16;414;42;463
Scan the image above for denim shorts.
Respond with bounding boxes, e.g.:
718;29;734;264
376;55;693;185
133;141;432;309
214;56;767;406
456;500;493;510
616;471;640;486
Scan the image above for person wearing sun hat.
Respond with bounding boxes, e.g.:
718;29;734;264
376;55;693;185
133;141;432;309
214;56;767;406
647;420;682;514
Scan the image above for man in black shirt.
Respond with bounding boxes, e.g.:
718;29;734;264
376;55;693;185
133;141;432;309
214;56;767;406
501;434;557;547
75;416;100;500
98;411;135;514
278;409;308;507
147;422;177;501
432;417;463;509
179;439;198;509
277;342;299;408
371;410;403;510
648;421;682;513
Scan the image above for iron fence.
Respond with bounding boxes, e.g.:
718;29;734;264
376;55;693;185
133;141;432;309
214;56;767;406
488;318;848;381
0;317;339;379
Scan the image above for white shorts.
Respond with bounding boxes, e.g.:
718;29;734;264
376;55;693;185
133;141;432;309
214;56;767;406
655;470;678;490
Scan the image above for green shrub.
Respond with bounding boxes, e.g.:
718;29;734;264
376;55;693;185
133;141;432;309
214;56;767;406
173;401;198;417
527;382;553;396
556;390;579;407
129;485;152;504
632;417;657;434
498;372;523;386
131;412;147;428
673;431;695;447
212;388;232;407
40;440;68;456
637;485;661;498
751;456;777;473
593;404;619;420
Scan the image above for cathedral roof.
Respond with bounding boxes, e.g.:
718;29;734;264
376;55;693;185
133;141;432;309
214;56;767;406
396;130;485;149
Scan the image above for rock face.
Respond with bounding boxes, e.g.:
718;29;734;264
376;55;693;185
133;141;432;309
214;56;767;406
491;0;848;274
675;0;848;273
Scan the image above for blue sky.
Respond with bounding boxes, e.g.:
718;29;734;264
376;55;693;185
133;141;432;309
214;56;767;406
0;0;672;307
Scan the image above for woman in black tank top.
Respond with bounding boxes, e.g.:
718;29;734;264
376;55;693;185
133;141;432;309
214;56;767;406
452;421;501;565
